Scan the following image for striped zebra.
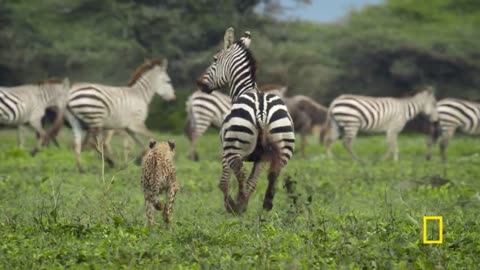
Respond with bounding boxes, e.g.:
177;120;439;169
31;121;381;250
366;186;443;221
196;28;295;213
324;87;438;161
0;78;70;155
426;98;480;161
185;90;231;160
60;59;175;172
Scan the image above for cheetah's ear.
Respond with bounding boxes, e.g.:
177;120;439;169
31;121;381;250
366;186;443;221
149;140;156;149
168;140;175;151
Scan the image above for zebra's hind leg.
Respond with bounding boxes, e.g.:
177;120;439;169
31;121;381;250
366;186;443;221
29;117;48;156
237;161;264;213
66;112;87;173
92;129;115;168
229;156;248;213
263;160;283;211
188;135;200;161
219;158;236;213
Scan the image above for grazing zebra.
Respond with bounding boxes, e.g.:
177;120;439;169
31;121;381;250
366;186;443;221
59;59;175;172
196;28;295;213
258;85;328;156
185;90;231;160
0;78;70;155
426;98;480;161
324;87;438;161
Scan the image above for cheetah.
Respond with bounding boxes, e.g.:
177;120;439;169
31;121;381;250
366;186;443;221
142;140;179;225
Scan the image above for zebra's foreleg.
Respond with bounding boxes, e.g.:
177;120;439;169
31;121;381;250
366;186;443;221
439;131;454;162
126;125;155;164
17;125;26;149
382;130;399;161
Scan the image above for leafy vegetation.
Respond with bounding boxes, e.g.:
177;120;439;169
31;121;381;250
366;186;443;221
0;130;479;268
1;0;479;131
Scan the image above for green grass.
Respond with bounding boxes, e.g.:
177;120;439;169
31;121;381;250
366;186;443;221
0;129;479;269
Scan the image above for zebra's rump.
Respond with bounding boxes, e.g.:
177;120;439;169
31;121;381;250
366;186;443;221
0;90;24;124
67;85;111;128
221;91;295;164
437;98;480;134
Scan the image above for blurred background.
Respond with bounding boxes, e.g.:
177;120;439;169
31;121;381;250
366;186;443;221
1;0;479;132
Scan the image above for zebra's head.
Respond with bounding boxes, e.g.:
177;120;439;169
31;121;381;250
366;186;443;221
197;27;256;99
151;59;176;101
417;86;439;122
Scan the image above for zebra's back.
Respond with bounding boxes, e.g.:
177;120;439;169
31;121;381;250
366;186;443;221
0;85;39;124
437;98;480;134
188;90;231;129
330;94;405;132
67;83;147;129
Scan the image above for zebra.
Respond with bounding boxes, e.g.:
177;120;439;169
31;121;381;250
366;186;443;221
426;98;480;161
323;86;438;161
58;59;175;172
184;90;231;161
196;28;295;214
0;78;70;155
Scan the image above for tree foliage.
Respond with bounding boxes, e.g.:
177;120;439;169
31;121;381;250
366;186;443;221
1;0;479;131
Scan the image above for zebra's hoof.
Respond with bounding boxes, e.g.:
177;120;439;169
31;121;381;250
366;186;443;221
225;196;237;213
262;200;273;211
106;158;115;168
30;148;39;157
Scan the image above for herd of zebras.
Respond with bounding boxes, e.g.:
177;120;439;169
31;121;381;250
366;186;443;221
1;28;479;212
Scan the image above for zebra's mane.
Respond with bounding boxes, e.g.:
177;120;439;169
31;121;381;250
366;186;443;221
37;78;62;85
128;59;164;87
234;40;257;83
258;84;285;92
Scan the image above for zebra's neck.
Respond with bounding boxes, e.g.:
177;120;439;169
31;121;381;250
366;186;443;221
403;94;425;120
131;75;155;103
226;45;257;102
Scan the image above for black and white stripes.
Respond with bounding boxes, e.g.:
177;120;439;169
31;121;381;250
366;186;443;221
426;98;480;160
325;87;438;161
0;78;70;154
184;90;231;160
196;28;295;213
64;59;176;172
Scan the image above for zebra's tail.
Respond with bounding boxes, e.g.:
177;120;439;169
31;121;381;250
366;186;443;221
47;107;66;145
184;95;195;141
319;109;340;145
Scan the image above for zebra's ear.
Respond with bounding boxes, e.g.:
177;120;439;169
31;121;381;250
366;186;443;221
224;27;235;50
280;86;288;95
240;31;251;48
162;58;168;70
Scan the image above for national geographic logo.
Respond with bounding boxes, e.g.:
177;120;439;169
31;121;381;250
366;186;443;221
423;216;443;244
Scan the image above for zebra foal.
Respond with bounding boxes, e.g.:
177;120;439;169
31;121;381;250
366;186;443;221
59;59;175;172
426;98;480;161
197;28;295;213
324;87;438;161
0;78;70;155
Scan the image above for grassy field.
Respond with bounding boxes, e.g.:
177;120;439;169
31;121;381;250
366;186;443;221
0;129;479;269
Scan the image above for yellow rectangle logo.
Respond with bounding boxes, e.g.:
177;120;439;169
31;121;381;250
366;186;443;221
423;216;443;244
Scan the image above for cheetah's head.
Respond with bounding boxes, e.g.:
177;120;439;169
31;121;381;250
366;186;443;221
148;140;175;157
